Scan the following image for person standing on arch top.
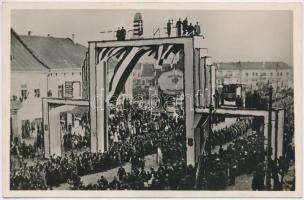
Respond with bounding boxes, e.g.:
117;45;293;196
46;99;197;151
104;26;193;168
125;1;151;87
116;27;121;41
182;17;188;36
176;18;182;37
121;27;126;41
187;23;195;36
194;21;201;36
167;19;172;37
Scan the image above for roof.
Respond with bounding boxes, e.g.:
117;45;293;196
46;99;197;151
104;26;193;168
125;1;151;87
11;29;49;71
141;64;155;77
19;34;87;69
217;61;292;70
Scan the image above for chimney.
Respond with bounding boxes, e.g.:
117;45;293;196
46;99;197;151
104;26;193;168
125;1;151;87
47;34;51;37
28;31;31;36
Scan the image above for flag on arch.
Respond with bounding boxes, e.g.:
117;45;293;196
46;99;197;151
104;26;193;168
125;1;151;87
96;43;184;102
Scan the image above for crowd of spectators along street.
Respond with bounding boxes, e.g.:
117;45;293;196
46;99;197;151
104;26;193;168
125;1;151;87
197;133;265;190
208;117;253;149
166;18;202;37
11;140;37;159
10;89;295;191
68;161;196;190
62;129;90;153
10;100;187;190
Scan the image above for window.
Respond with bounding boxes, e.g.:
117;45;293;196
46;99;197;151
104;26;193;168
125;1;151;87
256;72;258;76
34;89;40;98
252;72;254;76
47;90;52;97
21;89;28;100
287;72;289;76
246;73;249;77
280;72;283;76
270;72;273;76
65;82;73;98
58;85;64;98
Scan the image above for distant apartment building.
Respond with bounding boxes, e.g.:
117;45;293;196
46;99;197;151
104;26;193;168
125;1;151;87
216;61;293;90
10;29;87;143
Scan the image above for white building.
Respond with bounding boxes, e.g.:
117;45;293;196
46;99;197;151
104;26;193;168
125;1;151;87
216;61;293;91
10;29;87;144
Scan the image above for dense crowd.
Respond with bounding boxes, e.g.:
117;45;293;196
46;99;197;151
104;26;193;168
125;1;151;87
10;101;186;190
11;140;37;159
69;161;196;190
208;117;252;149
197;133;265;190
10;89;295;191
63;132;90;152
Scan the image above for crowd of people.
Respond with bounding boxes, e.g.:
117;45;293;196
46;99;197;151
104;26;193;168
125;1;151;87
197;133;265;190
107;99;186;164
10;88;295;191
10;140;37;159
166;18;201;37
61;114;91;153
68;161;196;190
10;100;187;190
63;132;90;152
208;117;253;149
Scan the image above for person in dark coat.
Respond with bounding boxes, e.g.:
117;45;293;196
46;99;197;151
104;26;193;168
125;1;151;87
121;27;126;41
166;20;172;37
116;27;121;41
187;23;195;36
176;18;182;37
251;163;265;191
117;166;126;181
182;17;188;35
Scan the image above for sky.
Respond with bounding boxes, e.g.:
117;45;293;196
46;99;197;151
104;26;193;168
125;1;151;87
11;10;293;65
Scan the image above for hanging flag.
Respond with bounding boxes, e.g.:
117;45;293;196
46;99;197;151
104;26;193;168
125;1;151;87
96;44;184;103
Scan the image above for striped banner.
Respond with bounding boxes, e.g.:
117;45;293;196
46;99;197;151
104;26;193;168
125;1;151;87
96;44;183;102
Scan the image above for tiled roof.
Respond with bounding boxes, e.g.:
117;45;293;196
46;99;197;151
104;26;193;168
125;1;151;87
218;62;292;70
11;29;49;71
19;34;87;69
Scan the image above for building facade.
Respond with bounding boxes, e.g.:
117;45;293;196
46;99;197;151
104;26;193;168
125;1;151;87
10;29;87;144
216;62;293;91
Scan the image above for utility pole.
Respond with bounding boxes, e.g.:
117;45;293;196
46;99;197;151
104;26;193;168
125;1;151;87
266;85;273;190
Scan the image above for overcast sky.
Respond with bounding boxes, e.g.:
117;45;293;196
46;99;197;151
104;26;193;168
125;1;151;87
12;10;293;65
